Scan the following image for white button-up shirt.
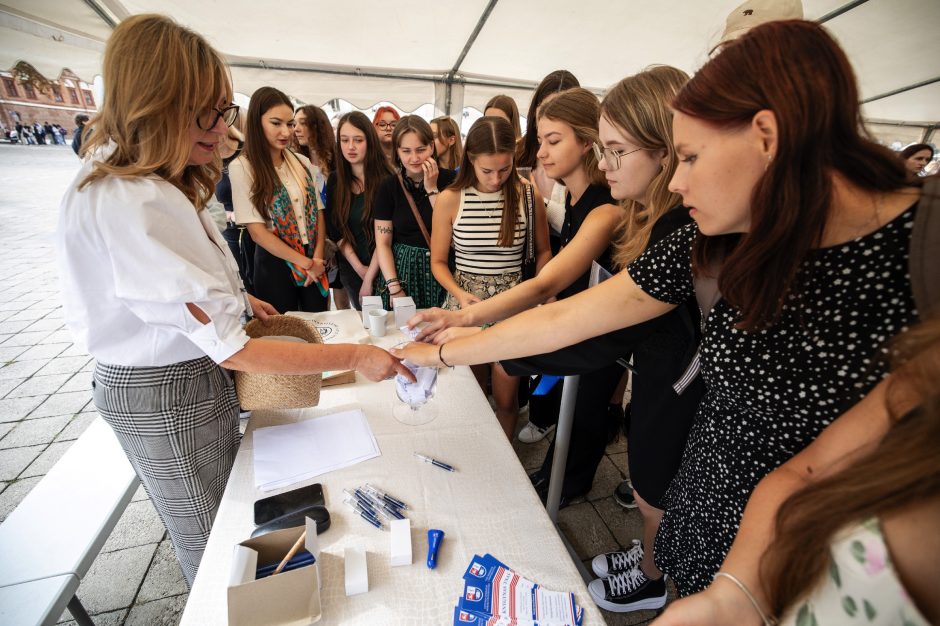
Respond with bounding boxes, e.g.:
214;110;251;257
57;159;251;367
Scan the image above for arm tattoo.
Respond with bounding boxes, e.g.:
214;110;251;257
377;225;393;234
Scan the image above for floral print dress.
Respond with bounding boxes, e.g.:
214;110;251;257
781;518;929;626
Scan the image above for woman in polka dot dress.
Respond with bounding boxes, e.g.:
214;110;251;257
393;20;924;596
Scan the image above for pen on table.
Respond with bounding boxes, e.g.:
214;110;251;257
414;453;456;472
364;483;409;510
354;488;405;520
344;488;379;515
343;497;384;530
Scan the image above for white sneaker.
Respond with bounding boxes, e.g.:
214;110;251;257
591;539;643;578
516;421;555;444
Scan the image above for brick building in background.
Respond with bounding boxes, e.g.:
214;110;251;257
0;67;97;137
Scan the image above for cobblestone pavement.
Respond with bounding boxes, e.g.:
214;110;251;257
0;143;659;625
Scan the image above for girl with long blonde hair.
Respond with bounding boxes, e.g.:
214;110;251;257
58;14;408;587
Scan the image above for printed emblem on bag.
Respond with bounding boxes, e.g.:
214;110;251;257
313;321;339;341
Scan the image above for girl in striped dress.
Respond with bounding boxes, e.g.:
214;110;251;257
431;116;551;438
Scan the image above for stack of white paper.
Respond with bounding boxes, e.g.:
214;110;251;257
253;409;381;491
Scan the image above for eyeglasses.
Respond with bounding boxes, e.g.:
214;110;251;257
376;120;397;130
593;142;646;170
196;104;239;131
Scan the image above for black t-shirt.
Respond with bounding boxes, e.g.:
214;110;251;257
559;183;616;299
373;169;457;248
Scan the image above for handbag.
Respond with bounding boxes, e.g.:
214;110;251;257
521;182;537;280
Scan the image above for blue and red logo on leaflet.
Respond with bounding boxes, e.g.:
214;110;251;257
465;587;483;602
457;610;476;623
469;562;487;578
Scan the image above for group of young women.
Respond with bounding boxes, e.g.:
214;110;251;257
61;12;937;624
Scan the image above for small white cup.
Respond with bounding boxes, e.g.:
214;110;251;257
368;308;389;337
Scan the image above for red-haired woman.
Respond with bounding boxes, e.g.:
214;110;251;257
394;20;922;596
654;317;940;625
373;105;400;163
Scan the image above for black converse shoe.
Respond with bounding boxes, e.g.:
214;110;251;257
588;567;667;612
591;539;643;577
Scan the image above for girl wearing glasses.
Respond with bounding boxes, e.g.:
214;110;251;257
373;115;457;309
57;15;410;586
230;87;329;314
431;116;463;171
395;21;920;598
412;87;624;485
430;116;551;438
373;105;400;163
327;111;393;309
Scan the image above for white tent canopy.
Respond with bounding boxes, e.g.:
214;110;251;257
1;0;937;131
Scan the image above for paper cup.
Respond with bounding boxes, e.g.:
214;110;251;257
368;309;389;337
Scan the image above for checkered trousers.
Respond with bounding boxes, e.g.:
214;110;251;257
92;356;240;588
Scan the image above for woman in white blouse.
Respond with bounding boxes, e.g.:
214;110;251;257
229;86;329;313
56;14;410;587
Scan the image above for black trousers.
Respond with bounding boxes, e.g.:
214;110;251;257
222;224;256;294
536;361;624;498
336;257;366;310
253;245;328;314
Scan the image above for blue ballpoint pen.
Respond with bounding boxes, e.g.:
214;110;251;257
355;488;405;520
364;483;409;510
343;498;383;530
414;453;456;472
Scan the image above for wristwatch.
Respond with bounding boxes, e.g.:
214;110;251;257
426;188;439;196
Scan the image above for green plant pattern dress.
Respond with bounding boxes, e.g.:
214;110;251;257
780;518;929;626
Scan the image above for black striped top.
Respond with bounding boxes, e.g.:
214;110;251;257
452;187;526;275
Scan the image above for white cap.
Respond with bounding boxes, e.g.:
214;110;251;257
713;0;804;51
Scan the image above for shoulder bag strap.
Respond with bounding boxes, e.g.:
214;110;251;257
910;177;940;321
397;174;432;248
523;182;535;263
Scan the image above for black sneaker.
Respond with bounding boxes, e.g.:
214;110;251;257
591;539;643;577
613;480;638;509
529;471;577;510
589;568;667;612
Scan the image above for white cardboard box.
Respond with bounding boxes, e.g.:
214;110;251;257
392;296;416;328
361;296;383;328
344;546;368;596
389;518;412;567
227;518;321;626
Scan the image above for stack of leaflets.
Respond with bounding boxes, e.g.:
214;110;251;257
453;554;584;626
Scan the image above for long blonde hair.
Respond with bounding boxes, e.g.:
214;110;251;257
431;116;462;170
601;66;688;269
79;14;232;209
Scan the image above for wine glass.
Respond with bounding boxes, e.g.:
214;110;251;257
392;343;438;425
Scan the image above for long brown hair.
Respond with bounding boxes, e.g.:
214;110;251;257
536;87;606;188
331;111;392;250
517;70;580;168
295;105;335;174
761;316;940;616
431;116;462;170
484;95;521;139
674;20;908;331
79;14;231;209
602;66;689;269
451;117;521;247
242;86;294;220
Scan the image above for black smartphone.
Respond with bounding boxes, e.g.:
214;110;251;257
253;483;324;525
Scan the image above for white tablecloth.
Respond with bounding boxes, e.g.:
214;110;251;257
180;309;604;625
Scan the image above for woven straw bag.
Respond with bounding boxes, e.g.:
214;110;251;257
235;315;323;410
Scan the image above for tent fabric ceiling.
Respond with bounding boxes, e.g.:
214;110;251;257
0;0;936;125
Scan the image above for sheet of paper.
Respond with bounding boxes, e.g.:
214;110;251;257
588;261;613;288
252;409;380;491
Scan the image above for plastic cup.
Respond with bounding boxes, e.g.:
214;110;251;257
368;309;389;337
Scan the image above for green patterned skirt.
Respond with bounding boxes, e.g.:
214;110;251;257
374;243;447;310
